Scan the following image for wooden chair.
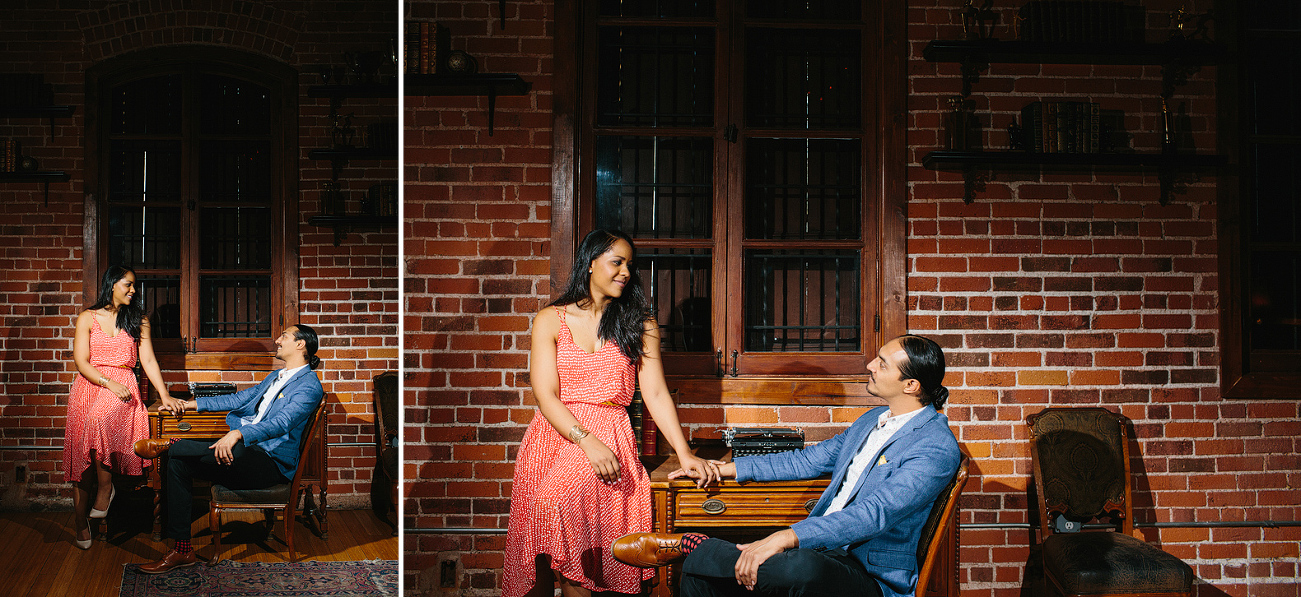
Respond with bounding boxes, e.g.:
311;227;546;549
207;400;328;563
372;371;399;533
913;453;969;597
1026;408;1193;597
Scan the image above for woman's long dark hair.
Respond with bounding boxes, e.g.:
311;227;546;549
549;229;652;363
88;265;144;341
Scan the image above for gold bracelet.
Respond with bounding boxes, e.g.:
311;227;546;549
568;424;589;443
98;376;109;387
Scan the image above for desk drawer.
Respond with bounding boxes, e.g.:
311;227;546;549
674;486;824;527
154;413;228;439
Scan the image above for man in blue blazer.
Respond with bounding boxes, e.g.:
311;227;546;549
133;324;325;573
613;335;960;597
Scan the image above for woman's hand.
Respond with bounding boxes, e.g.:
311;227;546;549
105;379;132;401
159;395;187;415
674;453;719;489
578;435;621;483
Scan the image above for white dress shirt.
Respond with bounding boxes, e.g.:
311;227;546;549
822;406;927;516
241;365;307;427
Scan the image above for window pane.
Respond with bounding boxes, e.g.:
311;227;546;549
200;141;272;204
200;207;273;269
744;249;859;352
747;0;859;20
200;276;272;338
596;136;713;238
597;26;715;127
1250;144;1301;243
641;248;713;352
745;138;861;240
111;74;182;136
599;0;714;18
198;75;271;135
108;140;183;203
746;28;861;129
1247;38;1301;135
136;275;181;339
107;206;183;269
1249;251;1301;351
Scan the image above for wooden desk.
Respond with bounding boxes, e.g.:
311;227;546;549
145;405;329;541
645;449;957;597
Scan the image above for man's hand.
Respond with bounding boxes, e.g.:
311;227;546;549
209;429;243;465
734;529;799;590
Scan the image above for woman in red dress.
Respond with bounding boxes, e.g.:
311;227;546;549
504;229;718;597
63;266;180;548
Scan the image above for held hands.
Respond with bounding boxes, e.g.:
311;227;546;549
734;529;799;590
158;396;189;415
668;458;734;488
578;435;621;484
209;429;242;465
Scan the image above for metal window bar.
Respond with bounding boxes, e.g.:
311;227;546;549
598;27;713;127
200;276;272;338
746;251;858;352
641;249;711;352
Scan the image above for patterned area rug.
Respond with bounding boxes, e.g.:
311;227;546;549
119;559;398;597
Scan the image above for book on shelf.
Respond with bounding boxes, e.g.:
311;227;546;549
404;19;447;75
1;138;20;172
1020;100;1103;154
640;409;658;456
627;389;644;452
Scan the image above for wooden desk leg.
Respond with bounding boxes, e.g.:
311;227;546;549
149;457;163;541
317;485;329;540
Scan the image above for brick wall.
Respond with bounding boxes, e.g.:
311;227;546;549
405;1;1301;596
0;0;398;512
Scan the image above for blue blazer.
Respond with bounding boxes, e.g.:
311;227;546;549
734;405;960;597
197;367;324;480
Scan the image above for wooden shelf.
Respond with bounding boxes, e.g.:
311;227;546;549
404;73;532;135
307;214;397;246
922;39;1226;66
922;150;1228;170
0;104;76;141
306;147;397;161
0;171;70;205
922;150;1228;204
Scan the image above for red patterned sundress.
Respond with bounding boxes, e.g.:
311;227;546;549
502;307;654;596
62;316;151;482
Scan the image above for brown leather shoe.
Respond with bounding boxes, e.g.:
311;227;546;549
138;548;197;574
612;532;689;568
134;438;172;459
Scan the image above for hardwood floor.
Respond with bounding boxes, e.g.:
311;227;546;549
0;495;398;597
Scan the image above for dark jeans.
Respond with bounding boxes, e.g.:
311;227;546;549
164;438;287;541
680;538;884;597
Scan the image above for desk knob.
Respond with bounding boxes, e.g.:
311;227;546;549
804;499;817;513
701;498;727;515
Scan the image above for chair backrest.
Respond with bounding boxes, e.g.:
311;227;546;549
914;453;969;597
284;400;329;502
1026;407;1133;539
373;371;398;444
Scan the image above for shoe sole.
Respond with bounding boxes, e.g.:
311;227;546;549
138;560;197;574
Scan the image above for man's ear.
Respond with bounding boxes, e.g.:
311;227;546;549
901;378;922;397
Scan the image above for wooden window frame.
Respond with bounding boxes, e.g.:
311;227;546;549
1217;3;1301;399
83;47;299;371
549;0;908;404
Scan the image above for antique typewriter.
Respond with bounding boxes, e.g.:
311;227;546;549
187;382;237;397
723;427;805;457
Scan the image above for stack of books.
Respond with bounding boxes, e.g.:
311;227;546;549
1021;101;1102;154
404;20;447;74
1017;1;1145;44
1;139;21;172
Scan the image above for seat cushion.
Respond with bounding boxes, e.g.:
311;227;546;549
1042;532;1193;595
211;483;292;504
